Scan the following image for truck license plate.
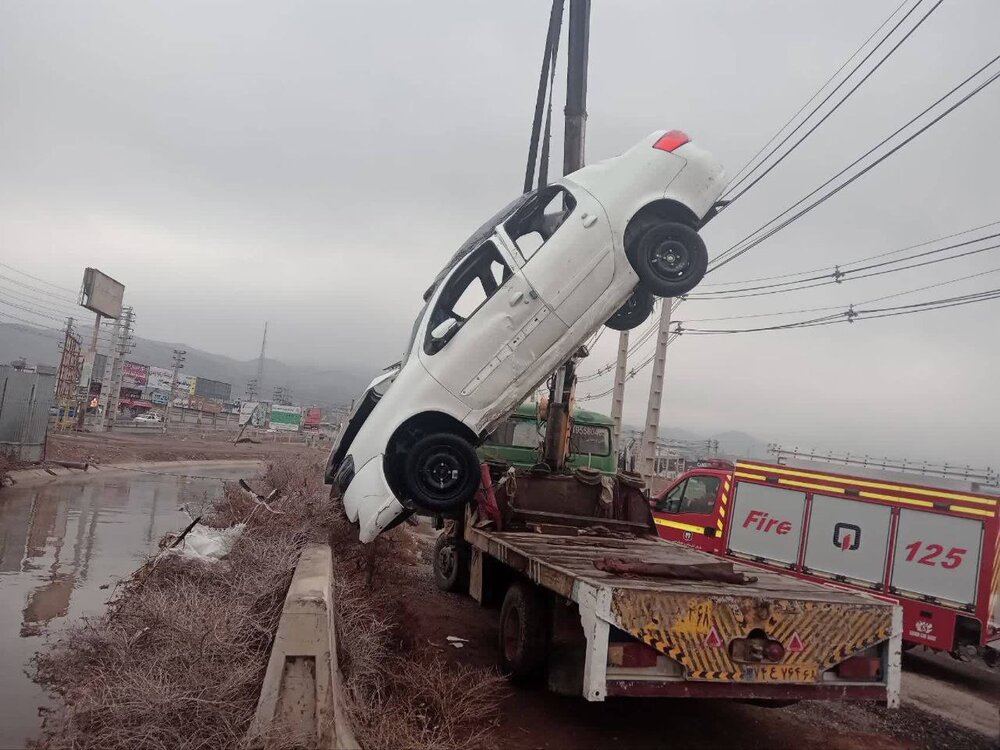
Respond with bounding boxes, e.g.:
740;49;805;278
741;663;818;683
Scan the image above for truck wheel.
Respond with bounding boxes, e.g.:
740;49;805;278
627;222;708;297
605;289;654;331
433;534;469;593
499;581;548;683
404;432;481;513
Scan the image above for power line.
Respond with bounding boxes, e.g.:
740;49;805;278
0;282;82;318
578;333;680;402
722;0;939;205
692;234;1000;300
678;287;1000;335
700;218;1000;287
677;266;1000;322
722;0;913;194
0;262;79;295
0;273;78;304
710;55;1000;273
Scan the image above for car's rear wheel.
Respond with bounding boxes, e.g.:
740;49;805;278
627;221;708;297
605;289;654;331
403;432;481;513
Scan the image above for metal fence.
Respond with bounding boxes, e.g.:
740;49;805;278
0;366;55;462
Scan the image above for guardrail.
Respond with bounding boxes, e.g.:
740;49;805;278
249;544;358;749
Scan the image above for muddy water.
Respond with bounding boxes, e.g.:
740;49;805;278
0;464;257;749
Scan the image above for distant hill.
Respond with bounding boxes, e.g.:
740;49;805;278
0;322;372;409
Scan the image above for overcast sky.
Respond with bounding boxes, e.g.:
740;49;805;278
2;0;998;466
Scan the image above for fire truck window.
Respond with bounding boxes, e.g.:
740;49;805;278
655;480;686;512
678;476;721;515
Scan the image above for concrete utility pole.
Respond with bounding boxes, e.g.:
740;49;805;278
639;299;673;484
609;328;629;449
543;0;590;471
163;348;186;432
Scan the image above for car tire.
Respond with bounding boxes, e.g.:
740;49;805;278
403;432;481;514
499;581;548;683
627;221;708;297
433;533;469;593
605;289;654;331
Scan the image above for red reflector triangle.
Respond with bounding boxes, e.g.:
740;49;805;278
705;626;723;648
788;632;805;653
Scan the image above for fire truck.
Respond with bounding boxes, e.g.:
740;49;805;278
652;459;1000;666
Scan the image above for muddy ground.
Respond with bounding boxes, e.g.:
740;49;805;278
43;430;322;466
404;521;998;750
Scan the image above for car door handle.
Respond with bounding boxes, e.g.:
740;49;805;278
509;290;524;305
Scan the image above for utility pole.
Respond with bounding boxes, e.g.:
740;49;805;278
543;0;590;471
609;327;629;449
639;300;673;483
255;322;268;399
163;348;186;433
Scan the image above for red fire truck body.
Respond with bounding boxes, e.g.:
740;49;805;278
652;460;1000;661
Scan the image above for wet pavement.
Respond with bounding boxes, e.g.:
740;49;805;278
0;464;256;750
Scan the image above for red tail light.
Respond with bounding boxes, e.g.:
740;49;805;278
652;130;690;152
764;642;785;662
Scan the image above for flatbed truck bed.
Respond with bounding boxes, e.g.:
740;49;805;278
442;467;902;705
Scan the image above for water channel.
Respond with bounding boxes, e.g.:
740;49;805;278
0;463;257;749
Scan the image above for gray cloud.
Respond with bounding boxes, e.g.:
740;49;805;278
2;0;998;466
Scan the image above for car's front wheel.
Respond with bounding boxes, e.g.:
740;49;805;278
403;432;481;513
605;289;654;331
627;221;708;297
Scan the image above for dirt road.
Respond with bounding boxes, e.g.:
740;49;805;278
402;522;998;750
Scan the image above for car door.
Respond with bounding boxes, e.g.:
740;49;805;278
500;184;616;327
418;238;553;410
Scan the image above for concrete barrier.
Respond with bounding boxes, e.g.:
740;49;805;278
250;543;358;749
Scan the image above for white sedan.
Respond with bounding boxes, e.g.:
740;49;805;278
327;129;725;541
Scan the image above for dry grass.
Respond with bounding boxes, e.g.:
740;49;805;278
31;455;330;750
31;453;503;750
328;506;506;750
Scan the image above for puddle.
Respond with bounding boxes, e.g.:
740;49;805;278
0;465;253;749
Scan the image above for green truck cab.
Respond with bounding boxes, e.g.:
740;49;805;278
478;403;617;475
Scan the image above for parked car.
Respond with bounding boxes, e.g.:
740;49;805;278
326;129;726;541
133;412;162;423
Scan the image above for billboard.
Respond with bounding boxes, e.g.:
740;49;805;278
122;361;148;388
80;268;125;319
147;366;174;391
194;377;232;402
269;405;302;432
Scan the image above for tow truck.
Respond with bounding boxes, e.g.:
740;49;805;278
431;354;903;704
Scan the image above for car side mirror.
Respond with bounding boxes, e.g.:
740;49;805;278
431;318;459;342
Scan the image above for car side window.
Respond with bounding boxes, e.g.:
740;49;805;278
677;476;721;515
424;240;512;355
504;185;576;262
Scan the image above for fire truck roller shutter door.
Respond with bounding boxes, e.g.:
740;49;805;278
803;495;892;585
890;509;984;606
728;483;806;565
